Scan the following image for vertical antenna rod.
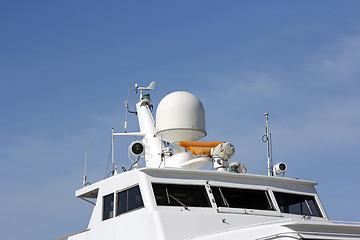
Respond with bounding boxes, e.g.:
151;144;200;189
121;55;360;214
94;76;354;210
263;113;273;176
111;128;117;175
83;144;88;186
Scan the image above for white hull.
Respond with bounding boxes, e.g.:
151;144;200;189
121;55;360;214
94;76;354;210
66;168;360;240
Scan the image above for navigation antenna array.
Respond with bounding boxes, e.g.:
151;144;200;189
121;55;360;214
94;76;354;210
110;82;156;176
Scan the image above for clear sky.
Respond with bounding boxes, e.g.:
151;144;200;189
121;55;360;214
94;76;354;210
1;1;360;239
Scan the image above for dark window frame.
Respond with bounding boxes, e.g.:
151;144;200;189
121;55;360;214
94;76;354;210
116;185;144;216
211;186;276;211
274;191;323;217
152;183;211;208
102;193;114;221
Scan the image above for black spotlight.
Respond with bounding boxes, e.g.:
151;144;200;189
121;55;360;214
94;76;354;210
130;141;144;156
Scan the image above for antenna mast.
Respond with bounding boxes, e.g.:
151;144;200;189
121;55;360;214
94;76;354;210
83;144;88;186
111;128;117;175
263;113;273;176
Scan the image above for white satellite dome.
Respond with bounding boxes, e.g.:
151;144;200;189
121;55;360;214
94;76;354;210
155;91;206;143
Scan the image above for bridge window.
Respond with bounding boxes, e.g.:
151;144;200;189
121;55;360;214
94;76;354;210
116;185;144;216
152;183;211;208
211;186;275;211
102;193;114;220
274;192;323;217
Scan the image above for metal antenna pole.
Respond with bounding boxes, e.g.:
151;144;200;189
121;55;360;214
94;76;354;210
111;128;114;175
270;132;273;176
83;144;87;186
264;113;272;176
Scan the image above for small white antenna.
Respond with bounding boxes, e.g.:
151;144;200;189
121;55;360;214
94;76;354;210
124;120;127;133
83;144;88;186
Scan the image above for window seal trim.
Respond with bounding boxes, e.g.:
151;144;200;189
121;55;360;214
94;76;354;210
116;184;141;194
217;207;282;217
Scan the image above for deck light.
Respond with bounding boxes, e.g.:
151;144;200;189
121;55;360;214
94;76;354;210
274;162;287;176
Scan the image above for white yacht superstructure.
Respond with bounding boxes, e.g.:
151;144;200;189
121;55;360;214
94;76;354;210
58;82;360;240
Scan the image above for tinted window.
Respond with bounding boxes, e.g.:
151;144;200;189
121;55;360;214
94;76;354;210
117;190;127;215
274;192;323;217
103;193;114;220
116;185;144;216
212;187;275;211
152;183;211;208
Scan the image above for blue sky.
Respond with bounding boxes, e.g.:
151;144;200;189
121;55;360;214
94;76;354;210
1;1;360;239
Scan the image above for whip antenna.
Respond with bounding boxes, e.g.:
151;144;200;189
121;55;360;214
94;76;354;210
262;113;273;176
125;83;137;115
130;83;136;114
83;144;88;186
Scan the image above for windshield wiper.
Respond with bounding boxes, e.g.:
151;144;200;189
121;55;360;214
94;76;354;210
168;194;189;210
219;188;230;207
304;199;313;216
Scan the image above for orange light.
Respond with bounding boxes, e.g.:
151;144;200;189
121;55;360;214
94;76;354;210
179;141;225;157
